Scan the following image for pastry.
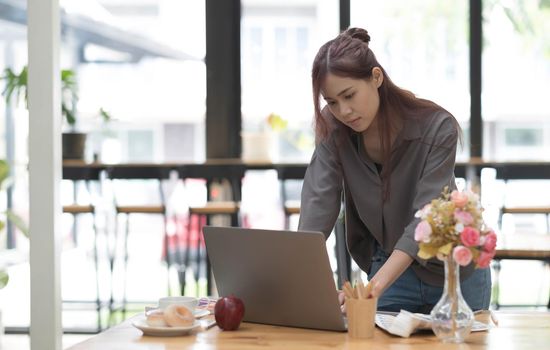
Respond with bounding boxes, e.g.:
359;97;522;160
163;304;195;327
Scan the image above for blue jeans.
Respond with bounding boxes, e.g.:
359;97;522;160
368;248;491;313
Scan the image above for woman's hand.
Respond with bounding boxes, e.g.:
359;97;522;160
337;290;347;314
365;280;381;299
338;280;380;315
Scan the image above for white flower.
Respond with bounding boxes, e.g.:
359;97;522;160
454;223;464;234
466;191;479;203
415;204;432;219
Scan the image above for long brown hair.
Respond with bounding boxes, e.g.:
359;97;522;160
311;27;460;199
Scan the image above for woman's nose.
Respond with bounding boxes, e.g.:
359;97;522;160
339;102;352;117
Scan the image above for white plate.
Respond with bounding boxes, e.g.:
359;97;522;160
132;317;201;337
193;309;210;318
145;307;211;319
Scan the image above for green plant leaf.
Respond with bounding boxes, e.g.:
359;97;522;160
99;108;112;123
0;176;14;192
6;210;29;237
0;159;8;183
1;67;27;107
1;65;79;126
0;269;9;289
63;104;76;126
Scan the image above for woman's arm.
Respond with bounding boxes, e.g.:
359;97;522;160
394;114;459;263
372;114;459;294
368;250;412;297
298;137;343;238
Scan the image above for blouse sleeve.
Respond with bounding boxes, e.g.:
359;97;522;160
298;136;344;238
394;115;459;260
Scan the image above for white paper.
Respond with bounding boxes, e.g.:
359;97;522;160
375;310;490;338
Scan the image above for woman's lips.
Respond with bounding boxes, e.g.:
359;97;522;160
347;117;361;127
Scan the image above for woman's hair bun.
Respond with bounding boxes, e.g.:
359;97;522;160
345;27;371;44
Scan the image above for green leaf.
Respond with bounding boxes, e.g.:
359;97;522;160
63;104;76;126
6;210;28;237
1;65;79;126
99;108;112;123
0;269;9;289
0;176;14;192
0;159;8;183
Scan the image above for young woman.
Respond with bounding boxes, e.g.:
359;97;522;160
298;27;491;313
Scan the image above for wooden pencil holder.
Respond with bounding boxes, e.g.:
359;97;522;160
346;297;377;339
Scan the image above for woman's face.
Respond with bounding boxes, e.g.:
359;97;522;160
321;69;382;133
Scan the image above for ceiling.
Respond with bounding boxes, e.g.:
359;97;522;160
0;0;199;63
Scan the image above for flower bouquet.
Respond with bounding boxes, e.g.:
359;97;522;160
414;188;497;267
414;188;497;343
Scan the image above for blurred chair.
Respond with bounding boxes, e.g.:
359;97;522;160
62;165;105;331
493;166;550;309
107;166;177;318
276;165;306;230
496;166;550;234
499;205;550;234
491;233;550;309
177;164;245;297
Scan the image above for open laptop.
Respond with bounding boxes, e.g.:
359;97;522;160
203;226;347;331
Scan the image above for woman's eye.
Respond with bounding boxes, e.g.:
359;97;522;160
344;93;355;100
327;101;336;106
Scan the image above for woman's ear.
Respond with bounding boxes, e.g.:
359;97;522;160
372;67;383;88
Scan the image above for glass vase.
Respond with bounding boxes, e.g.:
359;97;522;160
430;254;474;343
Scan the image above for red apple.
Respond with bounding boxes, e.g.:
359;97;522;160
214;295;245;330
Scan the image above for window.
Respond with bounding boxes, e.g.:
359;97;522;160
505;128;543;147
483;0;550;160
241;0;339;161
351;0;469;160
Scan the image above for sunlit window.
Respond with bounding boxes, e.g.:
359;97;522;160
350;0;469;160
483;0;550;160
241;0;339;162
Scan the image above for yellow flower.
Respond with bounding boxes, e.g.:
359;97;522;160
266;113;287;132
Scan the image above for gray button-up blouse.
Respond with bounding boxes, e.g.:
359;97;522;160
298;109;472;286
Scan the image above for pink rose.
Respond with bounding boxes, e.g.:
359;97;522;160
451;190;469;208
415;220;432;243
453;246;473;266
476;251;495;268
483;230;497;253
454;210;473;226
460;227;480;247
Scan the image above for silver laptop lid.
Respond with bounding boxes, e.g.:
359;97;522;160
203;226;346;331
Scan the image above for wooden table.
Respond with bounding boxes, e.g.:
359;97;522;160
67;311;550;349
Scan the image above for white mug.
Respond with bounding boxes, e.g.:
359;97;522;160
158;296;198;310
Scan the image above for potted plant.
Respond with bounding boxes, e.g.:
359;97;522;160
0;159;28;338
1;65;108;160
0;159;28;284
